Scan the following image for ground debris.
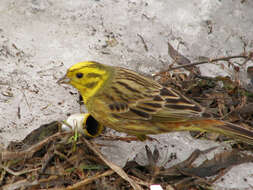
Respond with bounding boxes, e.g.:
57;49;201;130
1;121;252;190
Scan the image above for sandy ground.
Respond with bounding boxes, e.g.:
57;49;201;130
1;0;253;189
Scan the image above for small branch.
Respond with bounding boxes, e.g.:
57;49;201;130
0;132;69;161
2;179;39;190
0;163;39;176
154;53;252;77
137;34;148;52
64;170;115;190
82;138;143;190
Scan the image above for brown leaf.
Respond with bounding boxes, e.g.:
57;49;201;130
168;42;191;65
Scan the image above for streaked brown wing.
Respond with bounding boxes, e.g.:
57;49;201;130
101;67;204;122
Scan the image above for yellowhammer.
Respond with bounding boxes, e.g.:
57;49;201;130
58;61;253;145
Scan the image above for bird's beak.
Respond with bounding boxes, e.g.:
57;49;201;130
57;75;71;84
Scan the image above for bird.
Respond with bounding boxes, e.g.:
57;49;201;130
58;61;253;145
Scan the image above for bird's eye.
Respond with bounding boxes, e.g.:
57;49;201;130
76;73;83;78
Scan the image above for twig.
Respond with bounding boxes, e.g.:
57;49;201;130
0;163;39;176
0;132;69;161
129;175;150;187
2;179;39;190
82;138;143;190
2;176;59;190
137;34;148;52
154;53;252;77
238;51;253;66
40;148;55;173
20;89;31;111
63;170;115;190
40;171;114;190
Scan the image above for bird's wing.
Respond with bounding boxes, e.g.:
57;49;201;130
96;67;204;122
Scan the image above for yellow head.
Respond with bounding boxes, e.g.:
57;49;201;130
59;61;111;103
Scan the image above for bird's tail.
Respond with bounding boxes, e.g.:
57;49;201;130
163;119;253;145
